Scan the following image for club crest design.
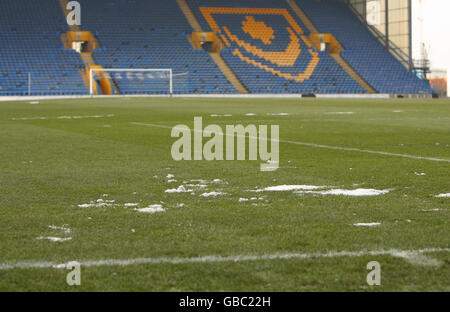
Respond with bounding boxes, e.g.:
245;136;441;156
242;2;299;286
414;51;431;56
200;7;320;82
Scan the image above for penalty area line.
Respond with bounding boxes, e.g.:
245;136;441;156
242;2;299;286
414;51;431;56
130;122;450;163
0;248;449;270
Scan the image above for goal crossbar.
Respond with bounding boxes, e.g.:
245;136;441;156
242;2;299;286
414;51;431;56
89;68;173;96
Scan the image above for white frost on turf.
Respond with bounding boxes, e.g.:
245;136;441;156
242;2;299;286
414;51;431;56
12;115;115;121
165;185;193;193
353;223;381;227
435;193;450;198
166;174;174;179
134;205;165;214
36;237;72;243
184;184;207;188
252;185;326;192
245;113;256;116
124;203;139;207
296;188;390;196
200;192;227;197
48;225;71;234
78;198;117;208
324;112;355;115
188;179;223;184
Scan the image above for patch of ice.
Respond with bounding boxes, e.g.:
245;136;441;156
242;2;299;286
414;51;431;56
200;192;227;197
184;184;207;188
324;112;355;115
188;179;224;184
211;114;233;117
253;185;325;192
353;223;381;227
11;117;48;121
48;225;71;234
435;193;450;198
37;236;72;242
296;188;390;196
134;205;165;214
268;113;289;116
165;185;193;193
77;198;117;208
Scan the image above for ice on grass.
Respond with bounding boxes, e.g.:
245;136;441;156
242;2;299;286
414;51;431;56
134;205;165;214
165;185;193;193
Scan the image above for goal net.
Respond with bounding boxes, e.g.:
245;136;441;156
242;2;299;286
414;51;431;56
89;68;188;96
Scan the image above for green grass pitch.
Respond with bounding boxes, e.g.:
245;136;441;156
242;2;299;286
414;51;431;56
0;97;448;291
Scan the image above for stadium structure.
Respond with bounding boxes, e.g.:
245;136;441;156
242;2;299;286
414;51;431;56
0;0;434;97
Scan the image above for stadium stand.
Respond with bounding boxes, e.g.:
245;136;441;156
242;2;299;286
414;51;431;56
0;0;86;95
293;0;433;94
0;0;434;95
187;0;366;94
77;0;236;94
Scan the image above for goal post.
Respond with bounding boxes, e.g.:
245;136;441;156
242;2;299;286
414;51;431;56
89;68;173;96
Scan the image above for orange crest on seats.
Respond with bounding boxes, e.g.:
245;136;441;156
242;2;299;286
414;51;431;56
200;7;319;82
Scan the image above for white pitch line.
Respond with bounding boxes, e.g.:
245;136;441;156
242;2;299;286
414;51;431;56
0;248;448;270
130;122;450;163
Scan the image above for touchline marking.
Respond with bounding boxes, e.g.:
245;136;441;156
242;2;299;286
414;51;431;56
130;122;450;163
0;248;448;270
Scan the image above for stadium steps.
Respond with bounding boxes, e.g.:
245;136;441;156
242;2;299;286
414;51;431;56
330;54;376;93
287;0;376;94
209;53;249;94
177;0;249;94
59;0;119;95
176;0;202;31
286;0;319;33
